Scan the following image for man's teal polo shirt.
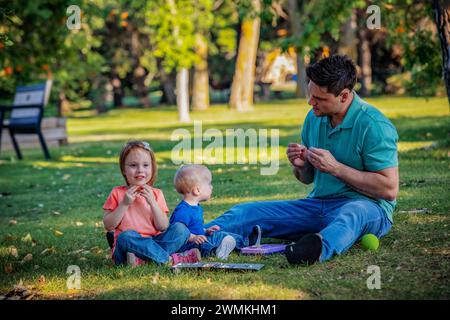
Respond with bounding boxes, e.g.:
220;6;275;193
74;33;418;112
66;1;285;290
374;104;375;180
301;92;399;222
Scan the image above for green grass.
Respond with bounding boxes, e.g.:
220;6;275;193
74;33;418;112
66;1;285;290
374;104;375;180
0;96;449;299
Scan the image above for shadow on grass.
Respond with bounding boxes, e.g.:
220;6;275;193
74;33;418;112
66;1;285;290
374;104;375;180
0;108;449;299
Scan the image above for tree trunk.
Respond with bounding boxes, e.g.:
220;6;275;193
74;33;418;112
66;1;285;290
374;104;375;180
434;0;450;106
91;76;109;114
131;29;151;108
133;66;151;108
229;0;261;111
112;76;124;107
58;91;71;116
157;59;177;105
338;10;358;61
357;10;372;97
177;68;191;122
192;33;210;110
287;0;307;98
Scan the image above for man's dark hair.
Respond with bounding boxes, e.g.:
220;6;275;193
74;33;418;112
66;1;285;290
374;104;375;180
306;55;357;96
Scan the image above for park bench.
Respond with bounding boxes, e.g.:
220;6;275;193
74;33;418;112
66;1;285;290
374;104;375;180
0;80;53;159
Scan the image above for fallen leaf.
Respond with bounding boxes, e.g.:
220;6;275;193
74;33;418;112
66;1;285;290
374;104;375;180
24;293;35;300
69;249;85;255
4;284;34;300
8;246;18;258
90;246;103;255
40;247;56;255
21;233;32;243
54;230;64;237
51;211;61;216
9;219;17;226
22;253;33;263
62;174;71;180
75;221;84;227
4;234;17;241
4;263;13;273
38;275;46;285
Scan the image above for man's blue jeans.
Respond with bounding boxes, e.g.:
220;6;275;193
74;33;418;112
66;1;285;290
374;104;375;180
204;198;392;262
113;222;190;265
178;230;246;257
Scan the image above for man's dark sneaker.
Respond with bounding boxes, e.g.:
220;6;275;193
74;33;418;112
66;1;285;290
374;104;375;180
248;225;262;247
285;233;322;265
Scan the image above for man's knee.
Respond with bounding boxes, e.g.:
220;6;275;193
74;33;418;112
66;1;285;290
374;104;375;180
338;201;372;220
229;202;254;216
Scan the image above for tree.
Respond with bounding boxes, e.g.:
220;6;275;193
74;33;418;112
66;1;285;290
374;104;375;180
356;7;372;96
147;0;198;122
0;0;105;115
229;0;261;111
338;11;358;61
433;0;450;105
192;0;214;111
380;0;443;97
207;1;239;103
192;34;210;110
280;0;361;95
287;0;307;98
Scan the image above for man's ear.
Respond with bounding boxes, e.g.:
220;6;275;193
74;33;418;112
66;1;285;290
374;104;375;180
340;90;350;103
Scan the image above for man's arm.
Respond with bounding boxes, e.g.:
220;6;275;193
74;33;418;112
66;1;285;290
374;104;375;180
307;147;399;201
293;163;315;185
333;165;398;201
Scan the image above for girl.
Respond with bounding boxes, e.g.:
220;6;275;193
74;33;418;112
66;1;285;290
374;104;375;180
103;140;201;267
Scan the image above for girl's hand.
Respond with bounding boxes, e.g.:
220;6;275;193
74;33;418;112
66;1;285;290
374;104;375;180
123;186;139;205
205;225;220;235
189;234;207;245
139;185;157;205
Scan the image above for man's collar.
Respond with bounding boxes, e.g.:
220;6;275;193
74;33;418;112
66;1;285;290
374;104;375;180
321;91;361;129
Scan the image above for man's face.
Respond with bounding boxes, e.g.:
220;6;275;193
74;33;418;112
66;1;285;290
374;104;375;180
307;81;342;117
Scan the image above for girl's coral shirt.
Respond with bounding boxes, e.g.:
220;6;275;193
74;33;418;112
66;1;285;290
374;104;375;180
103;186;169;250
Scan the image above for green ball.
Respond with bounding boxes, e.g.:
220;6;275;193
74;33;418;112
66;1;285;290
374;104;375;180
361;234;379;251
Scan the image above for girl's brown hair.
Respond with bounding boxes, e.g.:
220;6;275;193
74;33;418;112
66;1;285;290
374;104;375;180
119;140;157;186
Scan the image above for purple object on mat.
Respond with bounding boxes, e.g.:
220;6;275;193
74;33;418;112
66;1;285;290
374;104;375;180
241;244;287;255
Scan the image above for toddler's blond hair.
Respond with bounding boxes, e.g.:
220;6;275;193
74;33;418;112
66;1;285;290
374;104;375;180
174;164;210;194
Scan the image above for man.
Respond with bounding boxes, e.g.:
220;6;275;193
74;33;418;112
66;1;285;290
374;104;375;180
204;55;399;265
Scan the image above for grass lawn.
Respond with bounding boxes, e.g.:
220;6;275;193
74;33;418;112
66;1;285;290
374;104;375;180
0;96;449;300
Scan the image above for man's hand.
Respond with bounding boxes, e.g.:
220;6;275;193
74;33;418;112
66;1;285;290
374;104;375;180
307;147;341;175
287;143;309;168
189;234;207;245
205;225;220;235
123;185;139;205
